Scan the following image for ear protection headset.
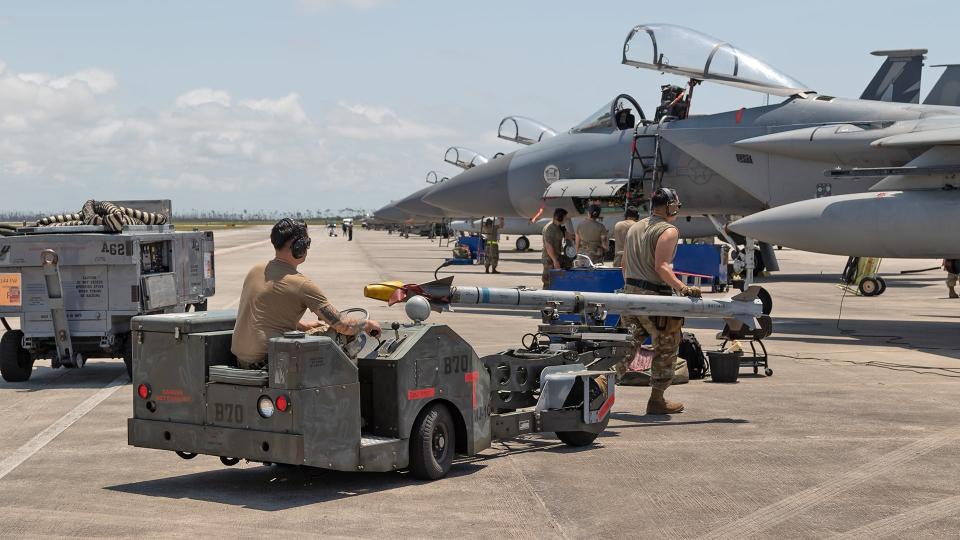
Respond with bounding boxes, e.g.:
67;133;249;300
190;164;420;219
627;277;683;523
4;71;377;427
654;187;682;217
280;218;311;259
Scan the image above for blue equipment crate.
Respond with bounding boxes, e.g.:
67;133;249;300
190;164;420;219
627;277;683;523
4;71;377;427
673;244;727;291
547;267;623;326
456;236;484;260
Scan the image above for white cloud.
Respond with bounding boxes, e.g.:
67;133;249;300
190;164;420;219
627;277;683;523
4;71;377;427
175;88;232;108
0;58;457;213
329;102;454;140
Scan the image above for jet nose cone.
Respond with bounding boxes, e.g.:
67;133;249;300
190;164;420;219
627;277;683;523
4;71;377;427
395;185;446;219
423;153;514;216
373;205;408;223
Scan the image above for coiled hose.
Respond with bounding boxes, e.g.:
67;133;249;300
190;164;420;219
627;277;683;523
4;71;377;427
35;200;167;232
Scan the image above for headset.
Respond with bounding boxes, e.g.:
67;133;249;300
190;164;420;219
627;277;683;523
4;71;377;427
276;218;311;259
653;187;682;217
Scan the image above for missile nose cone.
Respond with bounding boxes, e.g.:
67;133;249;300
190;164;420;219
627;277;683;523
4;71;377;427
423;153;514;216
728;204;818;247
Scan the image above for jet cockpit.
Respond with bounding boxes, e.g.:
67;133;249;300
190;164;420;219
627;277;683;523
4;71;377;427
570;94;646;133
444;147;489;170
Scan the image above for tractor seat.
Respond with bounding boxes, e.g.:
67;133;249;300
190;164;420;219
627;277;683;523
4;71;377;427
209;365;269;386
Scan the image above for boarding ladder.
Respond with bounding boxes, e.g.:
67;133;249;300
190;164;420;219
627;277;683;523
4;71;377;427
625;128;666;208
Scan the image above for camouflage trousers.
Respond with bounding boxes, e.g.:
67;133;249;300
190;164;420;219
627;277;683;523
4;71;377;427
619;284;684;392
484;242;499;270
948;273;958;287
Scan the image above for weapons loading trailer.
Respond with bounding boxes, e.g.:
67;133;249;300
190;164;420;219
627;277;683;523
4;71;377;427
127;307;621;481
0;200;215;382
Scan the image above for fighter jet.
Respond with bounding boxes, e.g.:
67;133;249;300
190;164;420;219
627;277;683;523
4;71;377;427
421;24;939;269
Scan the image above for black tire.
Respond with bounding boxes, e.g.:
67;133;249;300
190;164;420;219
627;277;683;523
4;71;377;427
515;236;530;252
220;456;240;466
556;418;608;447
409;403;456;480
765;368;773;376
121;334;133;381
858;277;880;297
876;276;887;296
1;330;34;382
175;451;197;460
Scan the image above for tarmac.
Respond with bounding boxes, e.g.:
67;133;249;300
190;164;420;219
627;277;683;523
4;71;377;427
1;225;959;539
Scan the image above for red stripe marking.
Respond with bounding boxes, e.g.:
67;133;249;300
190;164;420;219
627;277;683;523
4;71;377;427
735;107;745;124
464;371;479;409
597;395;615;421
407;388;436;400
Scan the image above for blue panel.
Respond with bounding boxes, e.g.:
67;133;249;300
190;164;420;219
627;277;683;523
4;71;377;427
673;244;727;290
547;268;624;325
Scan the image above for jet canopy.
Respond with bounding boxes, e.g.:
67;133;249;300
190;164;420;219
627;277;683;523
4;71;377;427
444;147;489;170
497;116;557;145
622;23;812;96
572;94;645;133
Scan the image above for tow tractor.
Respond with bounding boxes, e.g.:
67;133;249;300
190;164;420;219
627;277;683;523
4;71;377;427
127;297;621;480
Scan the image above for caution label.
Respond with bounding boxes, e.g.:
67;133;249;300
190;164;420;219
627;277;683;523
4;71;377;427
0;273;21;307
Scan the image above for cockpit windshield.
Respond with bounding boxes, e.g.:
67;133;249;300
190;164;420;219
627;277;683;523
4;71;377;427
622;23;811;96
571;94;645;133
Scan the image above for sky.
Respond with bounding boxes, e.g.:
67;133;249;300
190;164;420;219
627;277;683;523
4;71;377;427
1;0;958;215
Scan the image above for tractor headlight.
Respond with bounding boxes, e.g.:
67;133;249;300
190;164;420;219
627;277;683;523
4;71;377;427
257;395;275;418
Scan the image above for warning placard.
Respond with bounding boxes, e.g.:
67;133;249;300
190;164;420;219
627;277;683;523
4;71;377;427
0;273;21;307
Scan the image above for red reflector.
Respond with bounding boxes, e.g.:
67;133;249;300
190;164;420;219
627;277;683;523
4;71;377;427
275;395;289;412
137;384;150;400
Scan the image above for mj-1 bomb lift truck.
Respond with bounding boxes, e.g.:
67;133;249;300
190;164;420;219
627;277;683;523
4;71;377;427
127;299;623;480
0;200;215;382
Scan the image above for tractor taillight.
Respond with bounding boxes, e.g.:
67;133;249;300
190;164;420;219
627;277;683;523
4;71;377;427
276;395;289;412
137;383;151;400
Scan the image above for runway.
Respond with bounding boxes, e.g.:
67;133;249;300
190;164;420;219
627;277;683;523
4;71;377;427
0;226;958;538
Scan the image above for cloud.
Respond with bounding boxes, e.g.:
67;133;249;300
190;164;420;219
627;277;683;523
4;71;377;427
0;59;453;213
329;102;454;140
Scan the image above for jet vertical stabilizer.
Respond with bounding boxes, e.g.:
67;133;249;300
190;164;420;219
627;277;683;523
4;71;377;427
861;49;926;103
923;64;960;106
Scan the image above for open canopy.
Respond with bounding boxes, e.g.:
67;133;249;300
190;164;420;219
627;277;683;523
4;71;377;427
622;23;812;96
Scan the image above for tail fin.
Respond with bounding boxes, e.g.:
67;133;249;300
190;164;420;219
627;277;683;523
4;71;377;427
861;49;926;103
923;64;960;106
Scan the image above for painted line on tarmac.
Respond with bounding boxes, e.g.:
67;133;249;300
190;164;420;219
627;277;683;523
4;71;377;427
700;425;960;540
833;495;960;539
215;239;271;256
0;372;127;481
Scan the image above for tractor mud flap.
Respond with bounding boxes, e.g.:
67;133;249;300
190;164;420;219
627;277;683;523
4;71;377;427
128;418;305;465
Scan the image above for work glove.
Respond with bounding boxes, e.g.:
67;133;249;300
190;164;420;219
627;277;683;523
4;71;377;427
680;285;702;298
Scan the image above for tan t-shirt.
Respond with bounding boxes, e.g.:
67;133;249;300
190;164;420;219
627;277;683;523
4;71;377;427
542;221;565;265
622;216;677;285
576;218;608;254
231;259;331;365
612;218;636;257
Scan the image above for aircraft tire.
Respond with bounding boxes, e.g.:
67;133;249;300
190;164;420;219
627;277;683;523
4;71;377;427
0;330;33;382
876;276;887;296
858;277;880;297
515;236;530;251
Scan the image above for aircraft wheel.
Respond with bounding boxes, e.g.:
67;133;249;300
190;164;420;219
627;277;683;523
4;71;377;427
220;456;240;466
876;276;887;296
1;330;34;382
175;451;197;460
557;418;608;447
515;236;530;251
409;403;455;480
858;277;880;297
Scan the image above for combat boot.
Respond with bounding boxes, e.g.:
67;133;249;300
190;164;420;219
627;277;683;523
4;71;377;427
950;286;958;299
646;389;684;415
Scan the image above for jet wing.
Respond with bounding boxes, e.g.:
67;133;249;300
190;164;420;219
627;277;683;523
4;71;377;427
859;145;960;190
541;178;628;200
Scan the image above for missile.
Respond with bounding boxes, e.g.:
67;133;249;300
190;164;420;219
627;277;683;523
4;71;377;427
365;276;771;331
728;190;960;258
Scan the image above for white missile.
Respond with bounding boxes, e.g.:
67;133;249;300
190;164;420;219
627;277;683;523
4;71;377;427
365;277;770;330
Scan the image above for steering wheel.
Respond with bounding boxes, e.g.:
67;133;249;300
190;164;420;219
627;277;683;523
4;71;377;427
335;307;380;358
